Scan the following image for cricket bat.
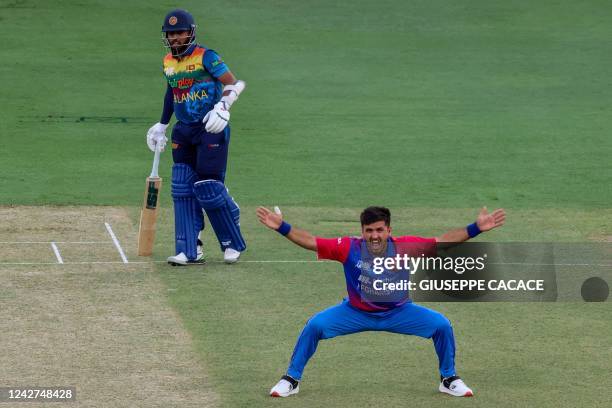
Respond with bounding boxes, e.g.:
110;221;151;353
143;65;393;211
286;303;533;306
137;144;162;256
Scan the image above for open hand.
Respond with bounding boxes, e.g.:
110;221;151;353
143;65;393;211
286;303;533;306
476;207;506;232
256;206;283;230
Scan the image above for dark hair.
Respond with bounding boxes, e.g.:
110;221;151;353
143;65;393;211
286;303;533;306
360;206;391;226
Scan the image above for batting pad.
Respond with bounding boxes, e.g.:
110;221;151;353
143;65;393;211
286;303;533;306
194;180;246;252
171;164;203;260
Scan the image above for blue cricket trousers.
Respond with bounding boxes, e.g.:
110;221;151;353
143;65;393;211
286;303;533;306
287;300;456;380
171;121;230;182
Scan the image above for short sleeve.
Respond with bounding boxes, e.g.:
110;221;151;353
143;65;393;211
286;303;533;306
203;49;229;78
393;236;437;257
315;237;351;263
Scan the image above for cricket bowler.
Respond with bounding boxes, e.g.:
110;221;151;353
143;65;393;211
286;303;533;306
146;9;246;265
256;205;506;397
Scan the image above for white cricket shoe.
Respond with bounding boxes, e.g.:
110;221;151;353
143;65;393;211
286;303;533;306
224;248;241;264
167;249;205;266
439;376;474;397
270;375;299;398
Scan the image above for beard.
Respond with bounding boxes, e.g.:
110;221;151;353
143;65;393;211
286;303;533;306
171;43;190;57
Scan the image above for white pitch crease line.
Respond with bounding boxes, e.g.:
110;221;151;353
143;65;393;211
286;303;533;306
0;260;322;265
0;241;110;244
50;242;64;264
0;261;147;265
0;260;609;267
104;222;128;264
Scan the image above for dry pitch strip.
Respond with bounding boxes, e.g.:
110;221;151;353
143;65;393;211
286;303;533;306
0;206;218;407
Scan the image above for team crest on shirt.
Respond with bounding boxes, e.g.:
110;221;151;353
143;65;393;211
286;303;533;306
164;66;175;75
169;16;177;25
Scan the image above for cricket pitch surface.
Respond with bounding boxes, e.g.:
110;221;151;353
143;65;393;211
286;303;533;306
0;206;218;407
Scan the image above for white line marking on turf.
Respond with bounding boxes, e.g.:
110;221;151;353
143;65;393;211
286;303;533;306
0;260;609;267
0;260;322;265
50;242;64;264
104;222;128;264
0;241;109;244
0;261;149;265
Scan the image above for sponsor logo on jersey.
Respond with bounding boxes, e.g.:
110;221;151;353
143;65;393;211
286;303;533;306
167;77;195;89
358;274;372;284
173;88;209;103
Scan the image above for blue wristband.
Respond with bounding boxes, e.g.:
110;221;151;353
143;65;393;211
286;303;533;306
467;222;481;238
277;221;292;236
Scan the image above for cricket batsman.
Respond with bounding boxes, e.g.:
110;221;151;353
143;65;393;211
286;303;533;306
256;205;506;397
146;9;247;265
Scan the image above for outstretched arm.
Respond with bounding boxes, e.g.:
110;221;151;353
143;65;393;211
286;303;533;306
256;206;317;251
436;207;506;243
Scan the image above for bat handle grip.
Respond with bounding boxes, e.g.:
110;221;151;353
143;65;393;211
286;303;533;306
150;144;162;178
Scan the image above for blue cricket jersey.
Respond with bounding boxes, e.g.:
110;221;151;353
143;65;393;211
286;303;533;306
162;44;230;124
316;236;437;312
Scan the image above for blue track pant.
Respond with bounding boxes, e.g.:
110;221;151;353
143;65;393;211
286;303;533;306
171;121;230;182
286;300;456;380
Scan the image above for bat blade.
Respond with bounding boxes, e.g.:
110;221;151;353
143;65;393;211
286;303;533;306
137;176;162;256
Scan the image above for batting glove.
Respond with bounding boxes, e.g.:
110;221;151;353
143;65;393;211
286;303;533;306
202;102;230;134
146;122;169;152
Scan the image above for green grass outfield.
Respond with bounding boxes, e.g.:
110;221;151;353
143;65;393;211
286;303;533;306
156;206;612;408
1;0;611;407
